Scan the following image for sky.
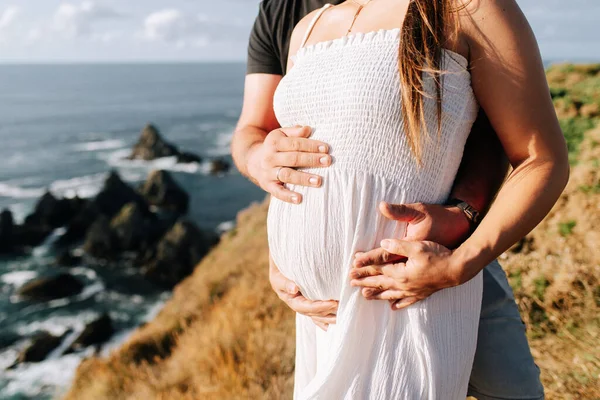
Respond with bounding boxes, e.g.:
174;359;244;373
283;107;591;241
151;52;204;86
0;0;598;63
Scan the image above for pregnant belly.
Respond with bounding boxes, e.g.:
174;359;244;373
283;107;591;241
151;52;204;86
267;189;346;301
266;169;407;301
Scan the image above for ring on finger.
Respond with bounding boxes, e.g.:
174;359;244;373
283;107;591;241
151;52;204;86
276;166;284;183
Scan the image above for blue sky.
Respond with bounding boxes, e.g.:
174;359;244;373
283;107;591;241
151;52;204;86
0;0;598;63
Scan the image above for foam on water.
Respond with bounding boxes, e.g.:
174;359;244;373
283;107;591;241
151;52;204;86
2;351;93;398
0;170;147;203
1;271;38;287
73;139;127;152
104;150;204;174
216;220;235;235
204;130;233;156
15;312;96;336
0;182;46;199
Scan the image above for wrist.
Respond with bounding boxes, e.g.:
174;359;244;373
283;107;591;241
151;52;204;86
245;141;263;181
442;205;472;248
449;240;490;285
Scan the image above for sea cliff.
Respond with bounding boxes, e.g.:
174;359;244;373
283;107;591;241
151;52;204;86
65;64;600;400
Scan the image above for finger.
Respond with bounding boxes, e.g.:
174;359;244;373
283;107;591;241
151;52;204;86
312;314;337;325
365;290;407;300
275;136;329;154
313;320;329;331
391;297;419;310
275;167;322;188
378;201;426;224
270;266;300;295
380;239;422;257
348;265;382;280
267;182;302;204
353;247;405;268
279;126;313;138
274;151;331;169
350;276;395;291
290;297;339;316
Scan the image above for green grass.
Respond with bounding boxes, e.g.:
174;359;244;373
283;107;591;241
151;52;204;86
559;117;596;163
558;220;577;236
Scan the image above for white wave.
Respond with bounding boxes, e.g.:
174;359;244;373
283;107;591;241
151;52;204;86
73;139;127;152
105;151;203;174
32;227;67;257
0;171;147;202
0;182;45;199
216;220;235;235
1;271;38;287
49;173;108;199
205;130;234;157
76;281;105;300
70;267;97;280
2;351;93;398
15;312;96;336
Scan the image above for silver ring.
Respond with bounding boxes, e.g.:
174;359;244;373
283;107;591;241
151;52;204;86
276;166;284;183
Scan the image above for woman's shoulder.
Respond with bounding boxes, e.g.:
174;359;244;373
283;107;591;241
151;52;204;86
288;7;329;57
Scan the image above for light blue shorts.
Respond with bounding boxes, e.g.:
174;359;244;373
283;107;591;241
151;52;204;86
467;260;545;400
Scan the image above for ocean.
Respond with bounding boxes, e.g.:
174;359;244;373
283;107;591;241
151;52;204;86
0;63;265;399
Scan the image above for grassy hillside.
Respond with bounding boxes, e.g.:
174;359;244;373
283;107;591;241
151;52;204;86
64;65;600;400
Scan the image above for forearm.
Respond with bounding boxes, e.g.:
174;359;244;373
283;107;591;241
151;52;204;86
450;111;509;212
452;156;569;283
231;124;268;185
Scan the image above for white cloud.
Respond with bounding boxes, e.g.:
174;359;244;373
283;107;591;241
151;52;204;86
141;9;209;48
53;1;122;38
0;5;19;30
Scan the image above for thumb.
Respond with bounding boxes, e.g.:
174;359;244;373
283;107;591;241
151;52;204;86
280;125;312;138
379;202;425;224
380;239;421;257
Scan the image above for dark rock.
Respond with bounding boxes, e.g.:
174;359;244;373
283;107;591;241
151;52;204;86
143;220;214;288
16;331;66;363
139;170;189;214
83;216;119;259
208;158;230;175
24;192;85;229
55;250;83;267
17;273;84;301
64;313;114;354
110;203;153;251
129;124;178;161
176;151;202;164
54;202;99;248
12;223;53;248
0;209;15;253
94;171;147;218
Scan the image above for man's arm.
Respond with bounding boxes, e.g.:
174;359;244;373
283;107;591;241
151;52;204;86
450;110;509;214
232;3;338;330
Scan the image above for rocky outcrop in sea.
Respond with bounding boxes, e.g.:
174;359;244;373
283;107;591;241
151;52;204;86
1;124;227;371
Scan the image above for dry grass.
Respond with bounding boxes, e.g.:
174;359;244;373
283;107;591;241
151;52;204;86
64;66;600;400
65;199;296;400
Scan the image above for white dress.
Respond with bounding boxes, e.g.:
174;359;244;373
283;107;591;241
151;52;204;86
267;6;483;399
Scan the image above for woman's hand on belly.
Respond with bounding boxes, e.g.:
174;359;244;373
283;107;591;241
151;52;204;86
246;126;332;204
269;255;338;331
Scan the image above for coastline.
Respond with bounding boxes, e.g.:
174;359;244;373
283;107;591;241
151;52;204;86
62;64;600;399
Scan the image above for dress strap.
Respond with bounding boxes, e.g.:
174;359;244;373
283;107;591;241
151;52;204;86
300;3;334;49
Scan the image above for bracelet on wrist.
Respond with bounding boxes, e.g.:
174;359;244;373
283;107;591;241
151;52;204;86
445;198;481;232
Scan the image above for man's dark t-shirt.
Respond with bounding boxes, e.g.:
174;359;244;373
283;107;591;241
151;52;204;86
247;0;344;76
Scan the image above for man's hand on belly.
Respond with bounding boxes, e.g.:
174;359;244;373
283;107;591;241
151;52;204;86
346;201;472;310
349;240;462;310
269;255;338;331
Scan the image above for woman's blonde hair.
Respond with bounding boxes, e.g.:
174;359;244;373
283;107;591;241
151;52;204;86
399;0;460;163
